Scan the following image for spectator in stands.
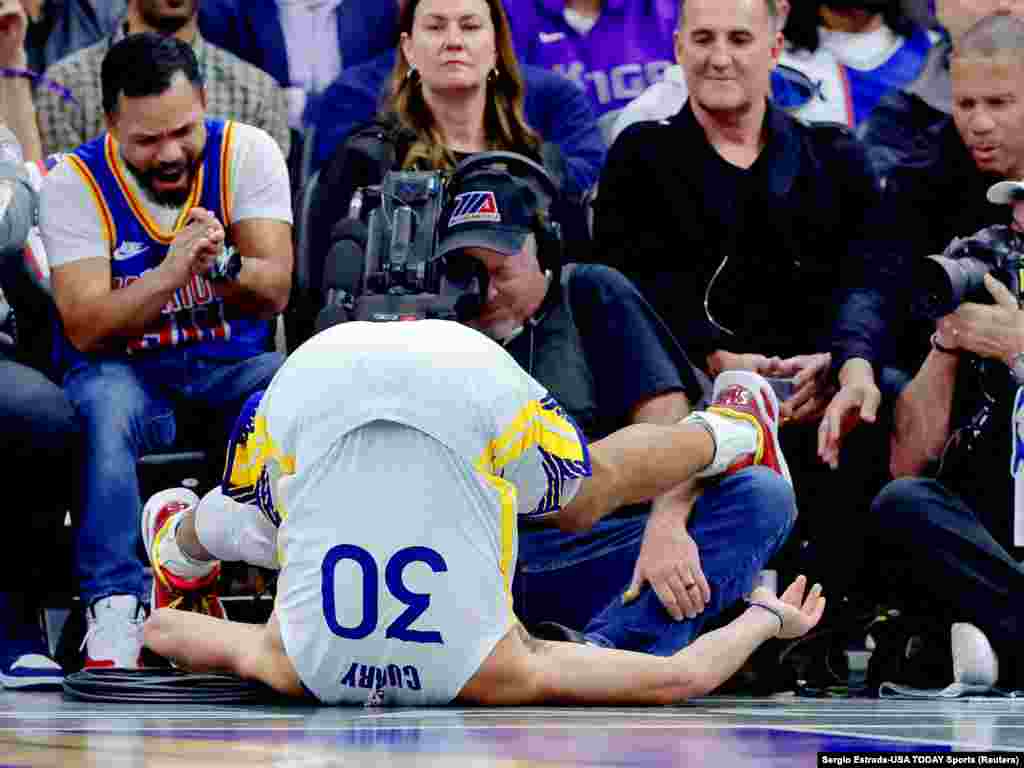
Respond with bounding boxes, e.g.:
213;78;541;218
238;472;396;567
431;160;796;654
21;0;125;74
815;0;936;126
858;18;1024;688
38;34;292;668
310;50;604;197
610;0;857;143
861;0;1024;182
33;0;290;159
502;0;677;138
593;0;893;598
0;125;78;690
198;0;400;131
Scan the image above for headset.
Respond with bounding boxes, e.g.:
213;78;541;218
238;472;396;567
317;151;566;328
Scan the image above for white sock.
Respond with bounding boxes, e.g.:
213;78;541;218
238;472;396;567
156;513;217;581
683;410;758;478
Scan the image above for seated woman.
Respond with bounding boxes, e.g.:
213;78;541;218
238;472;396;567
303;0;585;344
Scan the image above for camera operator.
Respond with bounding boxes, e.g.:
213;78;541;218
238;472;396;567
431;161;797;659
868;179;1024;690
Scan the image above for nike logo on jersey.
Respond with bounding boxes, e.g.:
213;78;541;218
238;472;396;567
539;31;566;44
112;241;148;261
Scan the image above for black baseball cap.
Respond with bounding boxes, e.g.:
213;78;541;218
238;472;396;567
436;171;542;261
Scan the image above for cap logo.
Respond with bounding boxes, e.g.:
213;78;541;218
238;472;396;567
448;191;501;227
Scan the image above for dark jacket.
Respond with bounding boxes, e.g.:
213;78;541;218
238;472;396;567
859;38;953;183
26;0;125;74
594;100;887;378
198;0;399;91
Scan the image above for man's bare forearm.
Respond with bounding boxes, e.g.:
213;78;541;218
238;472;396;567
890;349;959;477
560;421;713;532
55;268;180;352
214;256;290;317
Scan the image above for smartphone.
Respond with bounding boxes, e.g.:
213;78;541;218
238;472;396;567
765;377;796;402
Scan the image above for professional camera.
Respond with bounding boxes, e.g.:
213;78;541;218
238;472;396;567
912;225;1024;320
317;152;560;329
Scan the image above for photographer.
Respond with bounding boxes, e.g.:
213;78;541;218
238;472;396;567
868;180;1024;690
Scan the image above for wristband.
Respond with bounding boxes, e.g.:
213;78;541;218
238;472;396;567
207;244;241;283
748;602;784;635
0;68;77;104
930;332;958;355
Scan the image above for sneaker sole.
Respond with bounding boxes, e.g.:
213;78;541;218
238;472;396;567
0;674;63;690
712;370;792;486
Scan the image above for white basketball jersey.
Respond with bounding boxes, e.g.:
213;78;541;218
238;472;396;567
221;320;591;705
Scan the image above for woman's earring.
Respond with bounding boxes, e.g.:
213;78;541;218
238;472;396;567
487;67;499;84
405;65;420;84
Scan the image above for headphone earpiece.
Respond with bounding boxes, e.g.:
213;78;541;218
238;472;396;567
532;210;563;274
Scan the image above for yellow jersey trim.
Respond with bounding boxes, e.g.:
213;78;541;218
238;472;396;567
66;155;116;250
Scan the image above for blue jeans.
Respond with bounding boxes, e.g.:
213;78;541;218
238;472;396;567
513;467;796;655
0;355;79;654
63;348;283;605
870;478;1024;688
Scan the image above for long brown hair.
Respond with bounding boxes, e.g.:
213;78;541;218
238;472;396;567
388;0;541;171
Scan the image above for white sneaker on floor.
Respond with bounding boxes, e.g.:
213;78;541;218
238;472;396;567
951;622;999;687
81;595;146;669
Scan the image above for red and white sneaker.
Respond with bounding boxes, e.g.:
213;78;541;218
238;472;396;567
684;370;791;484
81;595;145;669
141;488;225;619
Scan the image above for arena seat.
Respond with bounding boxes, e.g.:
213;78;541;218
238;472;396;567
284;168;321;351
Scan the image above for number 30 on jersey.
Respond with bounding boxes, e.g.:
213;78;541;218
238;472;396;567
320;544;448;645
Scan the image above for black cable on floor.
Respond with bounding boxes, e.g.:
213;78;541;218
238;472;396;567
62;668;277;704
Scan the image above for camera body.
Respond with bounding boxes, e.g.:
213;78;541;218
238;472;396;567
316;152;562;330
913;225;1024;320
317;169;463;328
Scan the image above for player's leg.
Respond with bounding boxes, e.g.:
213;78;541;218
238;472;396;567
564;371;788;532
143;608;305;698
458;574;823;706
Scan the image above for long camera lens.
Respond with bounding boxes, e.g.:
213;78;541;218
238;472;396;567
912;255;993;320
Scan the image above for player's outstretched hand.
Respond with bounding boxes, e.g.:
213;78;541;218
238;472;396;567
749;575;825;639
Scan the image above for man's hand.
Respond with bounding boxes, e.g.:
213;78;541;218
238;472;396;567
817;358;880;469
749;574;825;639
707;350;785;377
159;207;226;288
773;352;835;423
0;0;28;68
936;273;1024;365
623;490;709;621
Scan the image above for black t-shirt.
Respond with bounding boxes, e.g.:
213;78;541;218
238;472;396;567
506;263;702;442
